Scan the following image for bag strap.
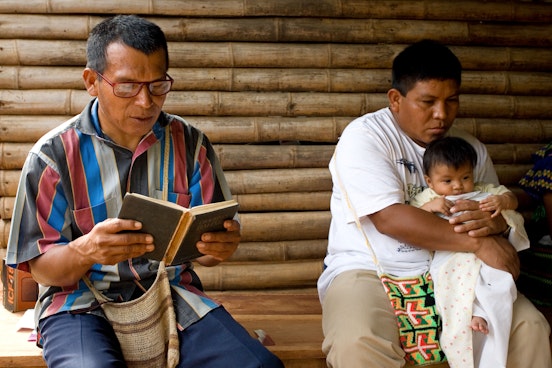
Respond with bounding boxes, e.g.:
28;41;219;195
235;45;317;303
84;261;167;303
83;274;112;303
333;150;434;276
331;151;383;275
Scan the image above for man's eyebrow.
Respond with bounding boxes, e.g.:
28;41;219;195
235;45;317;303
111;74;167;82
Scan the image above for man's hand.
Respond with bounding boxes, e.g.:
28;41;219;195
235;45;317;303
29;218;155;287
449;199;519;278
473;235;520;279
69;218;155;266
449;199;508;237
195;219;241;267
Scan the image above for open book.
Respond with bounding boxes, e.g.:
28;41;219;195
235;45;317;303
118;193;239;265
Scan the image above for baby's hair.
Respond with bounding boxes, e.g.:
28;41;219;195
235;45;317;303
423;136;477;175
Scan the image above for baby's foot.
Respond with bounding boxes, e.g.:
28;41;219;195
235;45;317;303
471;316;489;335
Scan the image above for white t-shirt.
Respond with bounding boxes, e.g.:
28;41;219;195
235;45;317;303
317;107;499;299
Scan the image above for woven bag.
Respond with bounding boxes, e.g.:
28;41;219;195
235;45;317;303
84;261;179;368
380;271;446;365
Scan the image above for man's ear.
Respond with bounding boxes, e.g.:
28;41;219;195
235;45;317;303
387;88;401;113
83;68;99;96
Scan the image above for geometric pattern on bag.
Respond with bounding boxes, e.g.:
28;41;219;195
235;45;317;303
84;261;179;368
380;271;447;366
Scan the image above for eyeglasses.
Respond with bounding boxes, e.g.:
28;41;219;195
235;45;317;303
96;71;174;98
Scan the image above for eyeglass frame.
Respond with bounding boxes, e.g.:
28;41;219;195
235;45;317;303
95;71;174;98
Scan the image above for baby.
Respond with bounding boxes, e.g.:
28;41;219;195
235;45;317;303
411;136;529;368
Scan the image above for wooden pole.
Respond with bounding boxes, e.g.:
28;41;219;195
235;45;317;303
2;40;552;71
2;66;552;96
0;192;334;219
224;168;332;194
3;90;552;119
0;164;534;198
0;115;68;143
194;260;323;290
0;1;550;22
0;171;20;197
135;17;552;47
214;144;334;170
0;220;9;248
230;240;327;262
234;192;331;212
0;187;536;221
239;211;331;242
0;196;14;220
0;143;33;170
0;142;544;172
3;116;551;145
0;168;333;196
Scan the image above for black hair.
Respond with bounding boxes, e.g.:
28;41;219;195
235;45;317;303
86;15;169;73
423;136;477;176
392;39;462;96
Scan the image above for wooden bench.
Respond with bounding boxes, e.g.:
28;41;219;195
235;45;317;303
0;286;325;368
2;269;552;367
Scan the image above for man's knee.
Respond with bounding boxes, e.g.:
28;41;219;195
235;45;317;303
512;294;551;337
40;313;125;368
507;294;552;368
323;328;405;368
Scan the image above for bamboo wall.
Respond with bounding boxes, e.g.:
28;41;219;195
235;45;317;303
1;1;551;291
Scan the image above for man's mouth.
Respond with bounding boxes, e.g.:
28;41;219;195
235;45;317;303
132;116;153;123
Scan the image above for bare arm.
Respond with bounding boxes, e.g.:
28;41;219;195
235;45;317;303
370;203;520;278
29;218;154;287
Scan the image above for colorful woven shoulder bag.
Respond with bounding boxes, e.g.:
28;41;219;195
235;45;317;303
333;153;447;366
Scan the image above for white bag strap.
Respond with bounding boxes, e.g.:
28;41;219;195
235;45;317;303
331;151;383;275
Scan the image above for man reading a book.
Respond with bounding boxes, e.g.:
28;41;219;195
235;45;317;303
6;15;283;368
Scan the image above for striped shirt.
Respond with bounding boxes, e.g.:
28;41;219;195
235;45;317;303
7;99;232;340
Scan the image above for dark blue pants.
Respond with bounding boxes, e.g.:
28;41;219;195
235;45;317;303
39;306;284;368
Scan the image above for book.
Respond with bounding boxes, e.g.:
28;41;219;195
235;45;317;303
118;193;239;265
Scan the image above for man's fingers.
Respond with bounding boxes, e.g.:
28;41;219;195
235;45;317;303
452;220;492;237
450;199;479;213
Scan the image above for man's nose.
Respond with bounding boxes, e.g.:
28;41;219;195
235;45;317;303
134;84;154;107
432;101;447;120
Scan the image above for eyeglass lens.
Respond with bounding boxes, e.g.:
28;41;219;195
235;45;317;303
114;80;172;97
97;71;173;98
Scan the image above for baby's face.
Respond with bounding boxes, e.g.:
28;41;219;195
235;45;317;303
425;162;475;196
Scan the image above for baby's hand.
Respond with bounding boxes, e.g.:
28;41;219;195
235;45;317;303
421;196;453;216
479;195;503;217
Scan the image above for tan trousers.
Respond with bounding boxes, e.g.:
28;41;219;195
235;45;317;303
322;269;551;368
